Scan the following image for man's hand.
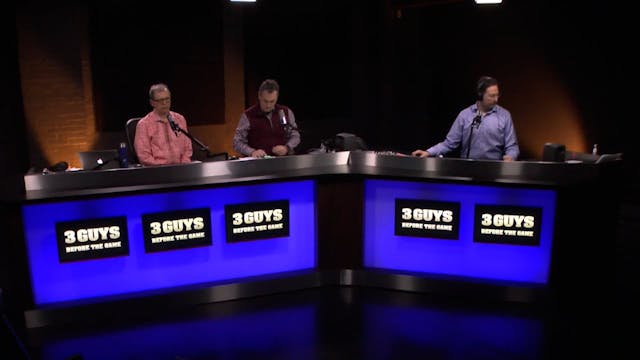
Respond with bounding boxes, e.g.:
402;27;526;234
251;149;267;158
272;145;289;156
411;150;430;158
502;155;514;161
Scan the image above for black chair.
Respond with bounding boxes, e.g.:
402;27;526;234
125;117;142;164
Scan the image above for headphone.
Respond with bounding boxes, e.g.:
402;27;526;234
476;76;497;101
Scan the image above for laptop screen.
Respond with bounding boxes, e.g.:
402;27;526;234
78;149;120;170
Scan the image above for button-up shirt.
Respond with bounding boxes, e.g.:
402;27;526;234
134;111;193;166
427;104;519;160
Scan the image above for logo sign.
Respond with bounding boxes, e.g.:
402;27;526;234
142;208;212;253
56;217;129;262
395;199;460;239
225;200;290;242
474;205;542;246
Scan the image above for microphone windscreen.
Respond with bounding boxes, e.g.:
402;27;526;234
167;113;178;132
278;109;287;125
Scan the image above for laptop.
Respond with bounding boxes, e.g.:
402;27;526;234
595;153;623;164
78;149;120;170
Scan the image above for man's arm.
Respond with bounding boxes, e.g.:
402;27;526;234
134;119;159;166
178;115;193;163
284;109;301;151
411;149;430;157
233;113;256;156
502;112;520;161
427;112;465;157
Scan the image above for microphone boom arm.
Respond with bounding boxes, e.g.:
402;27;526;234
172;124;228;160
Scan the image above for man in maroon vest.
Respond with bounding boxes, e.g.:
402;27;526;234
233;79;301;157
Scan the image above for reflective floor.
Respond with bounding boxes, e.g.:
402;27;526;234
5;286;634;360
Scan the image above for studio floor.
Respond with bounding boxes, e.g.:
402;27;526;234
5;284;633;360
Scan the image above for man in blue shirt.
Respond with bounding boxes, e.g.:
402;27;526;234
412;76;520;161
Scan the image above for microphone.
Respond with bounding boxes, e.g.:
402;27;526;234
278;109;288;127
466;114;482;159
472;114;482;128
167;113;179;136
277;109;300;132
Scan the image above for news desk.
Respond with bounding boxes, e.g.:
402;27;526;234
20;152;620;327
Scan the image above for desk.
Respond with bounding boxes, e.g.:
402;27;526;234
19;153;620;326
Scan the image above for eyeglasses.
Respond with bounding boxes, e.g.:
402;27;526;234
151;97;171;104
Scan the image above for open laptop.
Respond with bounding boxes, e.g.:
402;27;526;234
78;149;120;170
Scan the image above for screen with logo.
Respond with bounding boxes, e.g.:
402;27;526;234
225;200;290;242
56;216;129;262
142;208;212;253
364;180;556;284
394;199;460;239
474;205;542;246
22;180;316;306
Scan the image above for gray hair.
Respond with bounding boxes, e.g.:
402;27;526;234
258;79;279;94
149;83;170;100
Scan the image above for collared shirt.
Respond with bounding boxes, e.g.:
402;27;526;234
233;107;301;156
134;111;193;166
427;104;520;160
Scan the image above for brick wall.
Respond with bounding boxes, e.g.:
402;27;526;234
17;4;96;168
17;3;244;169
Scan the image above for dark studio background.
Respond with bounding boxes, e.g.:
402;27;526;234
2;0;635;172
1;0;638;356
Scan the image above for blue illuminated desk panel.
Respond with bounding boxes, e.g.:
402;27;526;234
22;180;316;306
364;179;556;284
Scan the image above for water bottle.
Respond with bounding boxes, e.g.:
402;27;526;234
592;144;598;156
118;142;129;168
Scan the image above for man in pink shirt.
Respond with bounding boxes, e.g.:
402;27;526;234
134;83;193;166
